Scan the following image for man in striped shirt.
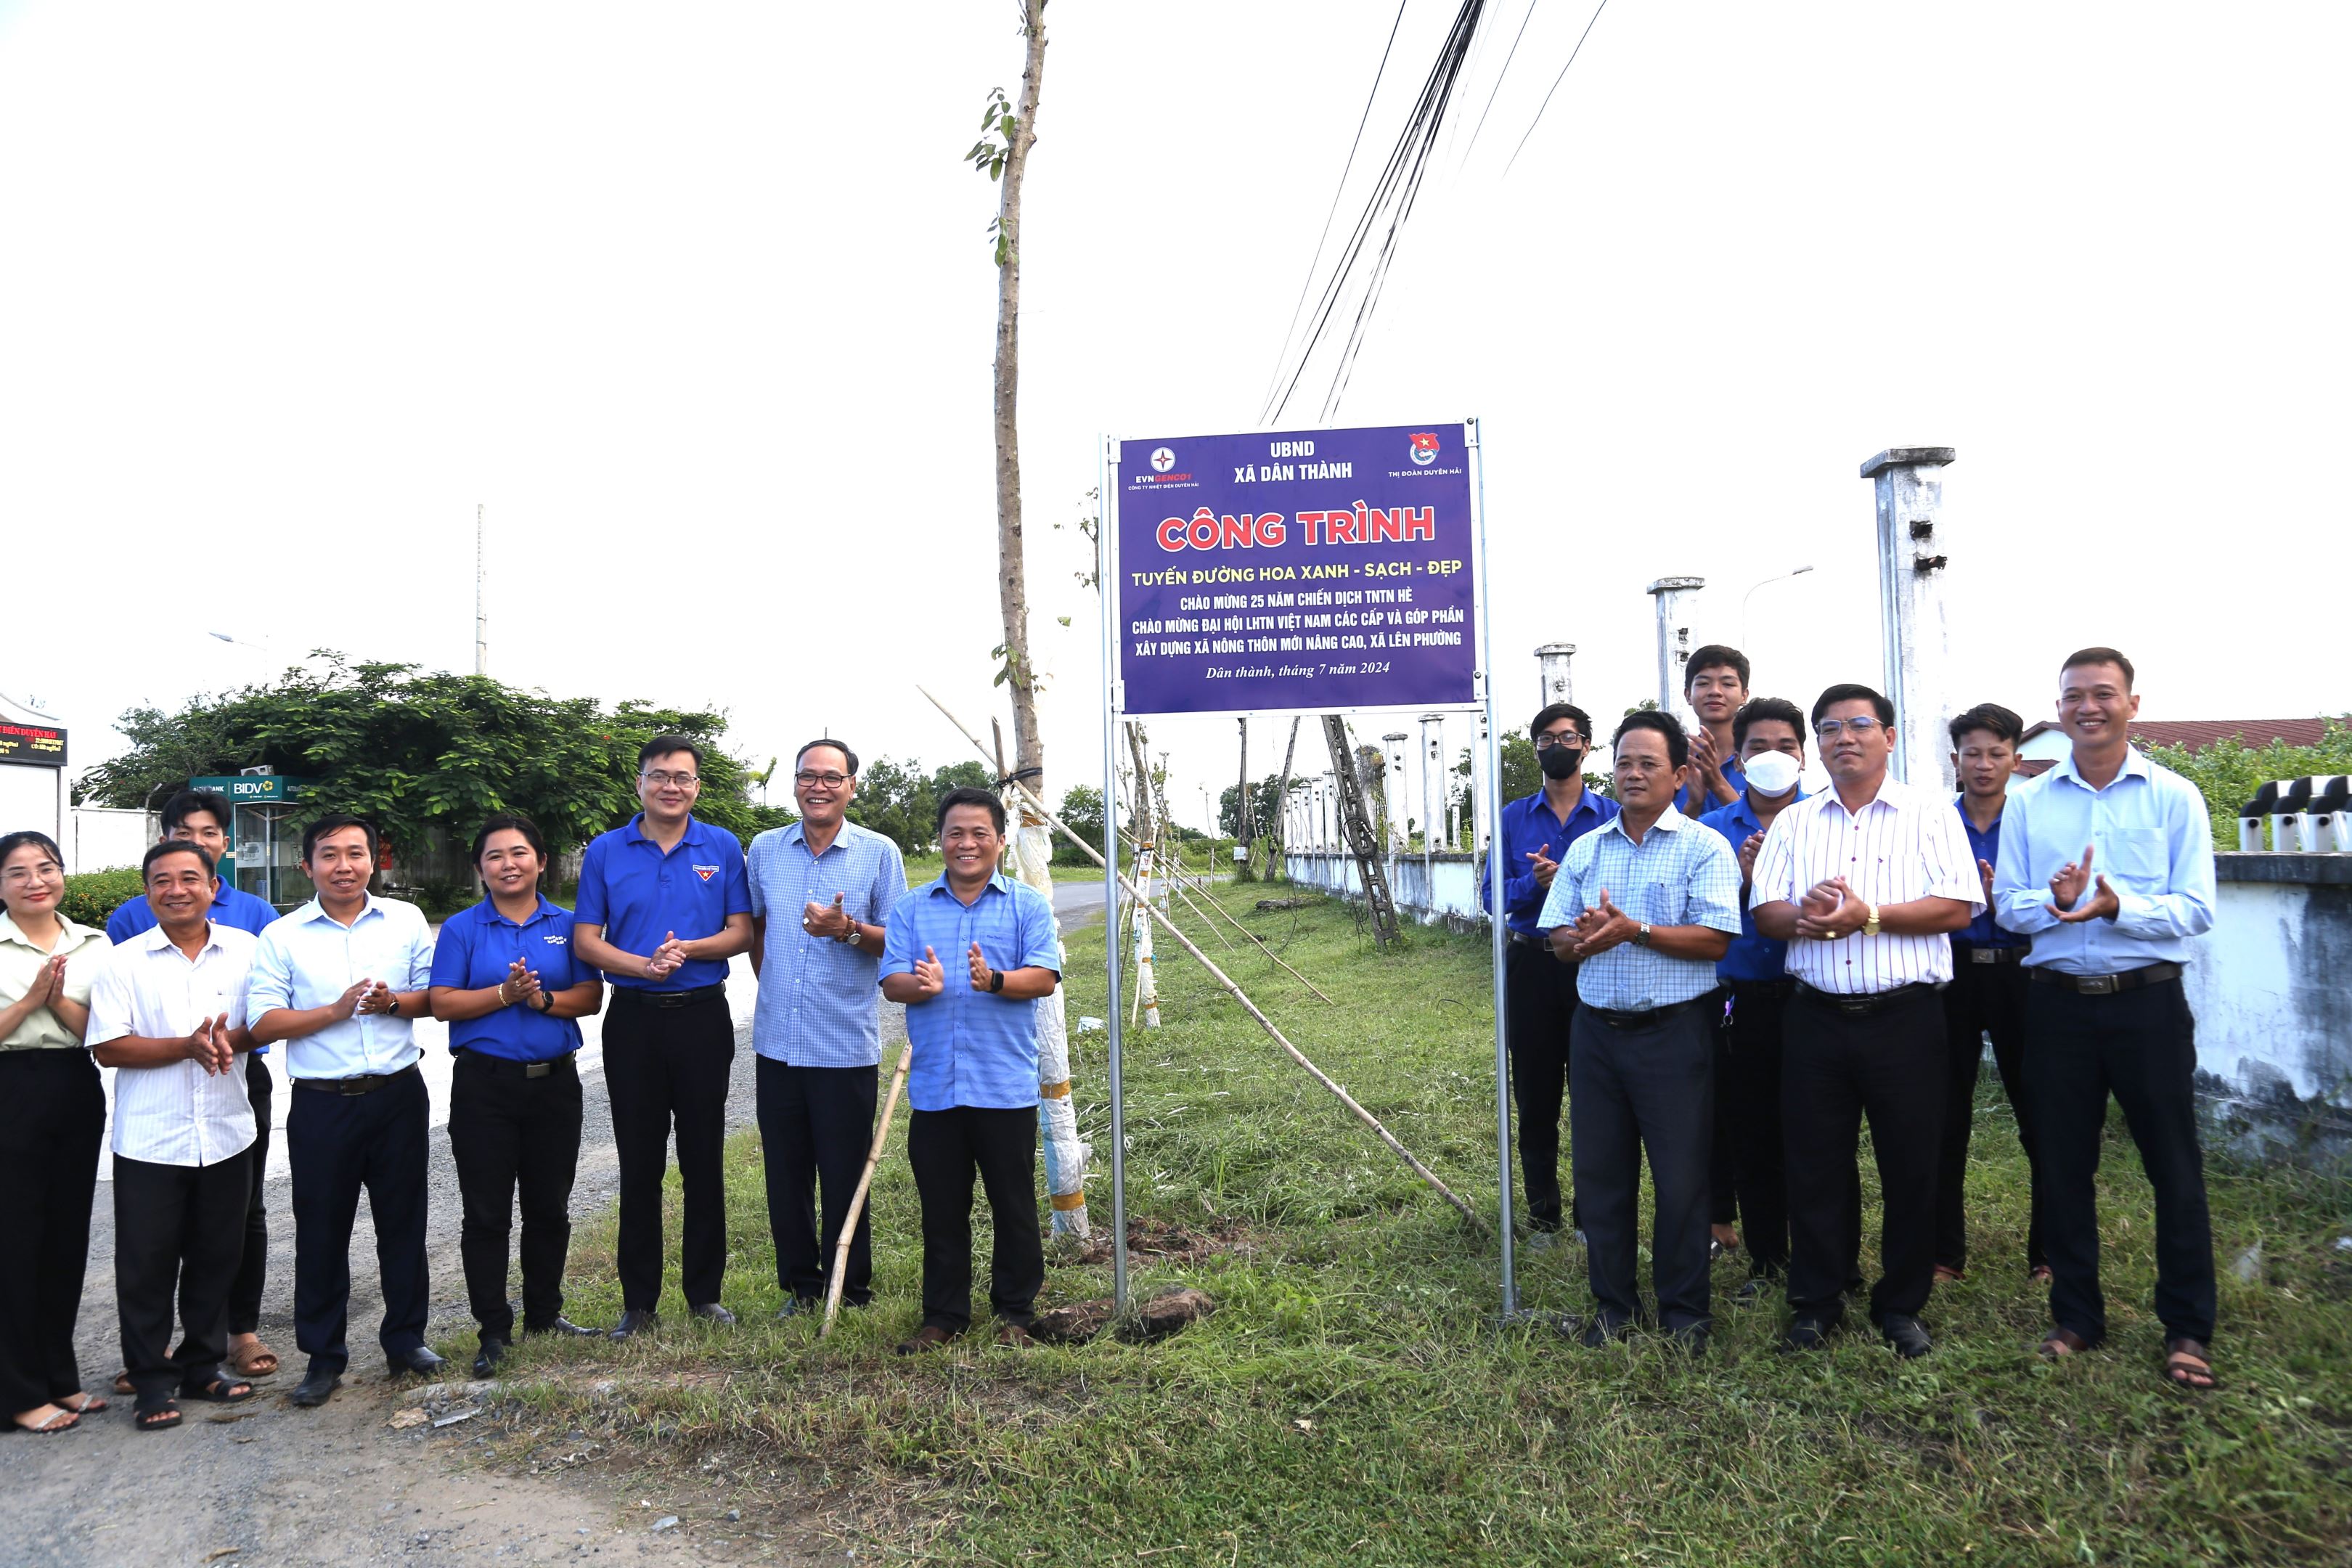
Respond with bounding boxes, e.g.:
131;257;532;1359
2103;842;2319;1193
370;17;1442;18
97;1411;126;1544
1537;711;1741;1351
85;842;262;1430
1752;683;1981;1358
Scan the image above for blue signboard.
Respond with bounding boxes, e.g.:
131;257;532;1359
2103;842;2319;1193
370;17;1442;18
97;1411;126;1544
1111;422;1481;719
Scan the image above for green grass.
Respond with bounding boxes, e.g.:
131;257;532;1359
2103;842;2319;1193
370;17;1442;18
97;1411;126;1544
478;884;2352;1565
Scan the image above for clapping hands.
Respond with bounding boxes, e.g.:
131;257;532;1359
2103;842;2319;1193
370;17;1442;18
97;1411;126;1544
645;931;690;980
1567;889;1641;958
2051;844;2120;923
182;1012;236;1075
1792;878;1867;940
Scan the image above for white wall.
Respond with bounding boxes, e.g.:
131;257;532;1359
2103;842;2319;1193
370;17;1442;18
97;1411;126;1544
70;807;152;873
2184;868;2351;1114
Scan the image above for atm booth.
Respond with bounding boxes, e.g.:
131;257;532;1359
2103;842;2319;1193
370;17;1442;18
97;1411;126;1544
192;770;317;912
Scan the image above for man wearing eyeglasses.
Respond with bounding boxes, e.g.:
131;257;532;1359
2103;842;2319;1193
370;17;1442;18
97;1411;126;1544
573;735;754;1339
746;740;906;1318
1479;703;1618;1242
1751;685;1980;1359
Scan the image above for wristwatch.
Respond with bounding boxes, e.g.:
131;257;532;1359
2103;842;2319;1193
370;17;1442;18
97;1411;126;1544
841;925;862;948
533;989;554;1013
1634;922;1652;947
987;968;1005;994
1863;904;1882;938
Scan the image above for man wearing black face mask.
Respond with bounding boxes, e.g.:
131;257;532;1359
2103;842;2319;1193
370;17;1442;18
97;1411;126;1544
1482;703;1620;1238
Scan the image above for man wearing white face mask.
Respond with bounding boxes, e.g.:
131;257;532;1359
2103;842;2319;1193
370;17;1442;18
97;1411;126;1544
1697;700;1856;1298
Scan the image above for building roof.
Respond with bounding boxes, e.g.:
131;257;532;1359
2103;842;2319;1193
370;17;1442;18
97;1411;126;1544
2017;718;2334;755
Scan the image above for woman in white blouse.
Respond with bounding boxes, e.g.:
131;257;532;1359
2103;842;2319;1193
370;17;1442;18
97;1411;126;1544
0;830;112;1435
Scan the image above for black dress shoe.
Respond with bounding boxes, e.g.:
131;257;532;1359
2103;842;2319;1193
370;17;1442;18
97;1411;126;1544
1878;1314;1933;1359
774;1297;821;1320
687;1302;737;1326
472;1338;509;1378
608;1309;660;1342
523;1316;603;1338
1577;1315;1633;1349
388;1346;446;1379
288;1367;342;1408
1668;1323;1712;1356
1779;1317;1834;1355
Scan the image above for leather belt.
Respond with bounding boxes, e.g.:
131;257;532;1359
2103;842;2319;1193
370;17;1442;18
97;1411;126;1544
1589;994;1713;1031
609;984;726;1010
456;1050;576;1079
1954;944;2026;966
294;1062;421;1096
2030;961;2183;997
1794;981;1936;1016
1728;978;1796;999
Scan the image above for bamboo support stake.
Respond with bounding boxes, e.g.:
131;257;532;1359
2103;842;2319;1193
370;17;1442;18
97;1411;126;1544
820;1042;914;1336
1115;822;1333;1003
918;686;1484;1233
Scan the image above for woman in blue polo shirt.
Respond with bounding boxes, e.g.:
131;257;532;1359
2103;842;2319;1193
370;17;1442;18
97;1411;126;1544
428;814;605;1375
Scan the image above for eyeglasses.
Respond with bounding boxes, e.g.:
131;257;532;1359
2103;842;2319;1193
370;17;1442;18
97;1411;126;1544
641;771;701;788
1814;716;1885;739
1532;732;1586;751
795;771;849;788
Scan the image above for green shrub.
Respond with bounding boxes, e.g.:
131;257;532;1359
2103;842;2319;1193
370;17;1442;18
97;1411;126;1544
59;867;146;931
2144;718;2352;846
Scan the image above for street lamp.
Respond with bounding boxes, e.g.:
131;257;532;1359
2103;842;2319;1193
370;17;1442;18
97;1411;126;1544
1739;565;1814;650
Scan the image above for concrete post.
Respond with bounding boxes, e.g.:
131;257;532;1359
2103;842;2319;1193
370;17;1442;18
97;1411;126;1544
1381;734;1410;851
1535;642;1577;711
1420;714;1443;918
1861;447;1957;789
1318;772;1336;852
1470;708;1493;860
1646;577;1706;714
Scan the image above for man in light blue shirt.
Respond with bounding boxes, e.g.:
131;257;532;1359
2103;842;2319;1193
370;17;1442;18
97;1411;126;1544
1993;647;2218;1389
248;816;439;1408
880;788;1063;1352
1537;712;1741;1349
747;739;907;1317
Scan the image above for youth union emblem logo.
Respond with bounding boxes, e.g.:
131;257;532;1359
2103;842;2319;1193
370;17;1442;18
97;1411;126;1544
693;864;721;883
1149;446;1175;473
1408;432;1440;467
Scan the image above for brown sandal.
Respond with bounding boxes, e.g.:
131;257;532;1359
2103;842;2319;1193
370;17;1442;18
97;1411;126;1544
2163;1338;2216;1391
2038;1326;2091;1360
228;1341;281;1379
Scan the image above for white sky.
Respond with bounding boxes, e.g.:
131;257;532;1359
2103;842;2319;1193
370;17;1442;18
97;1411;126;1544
4;1;2344;835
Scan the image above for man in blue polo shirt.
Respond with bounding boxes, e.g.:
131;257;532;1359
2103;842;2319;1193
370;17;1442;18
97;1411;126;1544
880;787;1063;1354
747;739;906;1318
107;789;285;1388
573;735;754;1339
1479;703;1617;1239
1698;696;1854;1294
1935;702;2042;1285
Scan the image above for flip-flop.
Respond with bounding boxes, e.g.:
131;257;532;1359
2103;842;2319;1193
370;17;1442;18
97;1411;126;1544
59;1392;109;1415
2038;1326;2091;1360
228;1342;280;1379
134;1401;182;1433
112;1371;134;1396
183;1376;257;1405
2163;1338;2217;1392
13;1407;80;1435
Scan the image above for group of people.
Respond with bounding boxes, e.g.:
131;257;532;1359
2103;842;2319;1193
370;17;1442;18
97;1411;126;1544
0;735;1065;1437
1487;642;2218;1387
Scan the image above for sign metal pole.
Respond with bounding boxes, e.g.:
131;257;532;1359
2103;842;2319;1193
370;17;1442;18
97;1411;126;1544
1099;436;1130;1315
1467;417;1518;1318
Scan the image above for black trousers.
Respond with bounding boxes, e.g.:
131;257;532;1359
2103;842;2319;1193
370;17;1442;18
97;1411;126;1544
0;1050;103;1415
227;1052;272;1336
448;1051;584;1339
2025;976;2216;1347
602;992;735;1310
908;1105;1042;1333
1503;940;1580;1231
1568;1003;1715;1333
1782;986;1945;1326
285;1065;430;1373
113;1150;251;1402
1707;1008;1736;1228
756;1056;878;1307
1721;986;1861;1279
1936;956;2042;1273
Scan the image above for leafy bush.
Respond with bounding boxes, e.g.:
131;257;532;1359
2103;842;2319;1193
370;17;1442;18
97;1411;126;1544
59;867;145;931
2142;718;2352;847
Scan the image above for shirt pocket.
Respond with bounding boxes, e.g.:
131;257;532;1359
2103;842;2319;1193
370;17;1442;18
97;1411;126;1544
2103;828;2167;893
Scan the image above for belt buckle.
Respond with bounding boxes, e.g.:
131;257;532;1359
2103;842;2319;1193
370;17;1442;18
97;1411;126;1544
1971;948;1998;965
526;1061;552;1079
2079;974;2116;995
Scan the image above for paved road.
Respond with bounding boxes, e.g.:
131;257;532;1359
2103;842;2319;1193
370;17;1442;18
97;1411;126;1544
0;955;787;1568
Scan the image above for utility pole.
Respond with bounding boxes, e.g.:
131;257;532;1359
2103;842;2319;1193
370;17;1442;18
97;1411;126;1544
1646;576;1705;714
1323;714;1400;948
1233;716;1253;876
1863;447;1958;789
1265;714;1300;880
473;503;488;677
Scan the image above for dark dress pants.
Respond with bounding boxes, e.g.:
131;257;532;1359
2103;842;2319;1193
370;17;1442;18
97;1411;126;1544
1503;940;1580;1231
1707;1000;1737;1228
756;1056;878;1307
227;1050;272;1337
1568;1003;1715;1333
448;1051;584;1339
2025;975;2216;1347
602;991;735;1311
285;1065;431;1373
1782;986;1945;1327
1935;955;2043;1273
908;1105;1043;1333
113;1149;251;1402
0;1050;103;1416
